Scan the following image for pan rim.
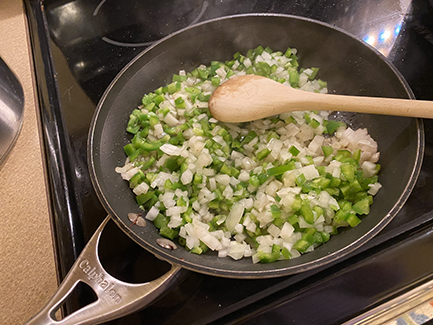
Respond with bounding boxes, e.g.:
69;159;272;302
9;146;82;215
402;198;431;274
88;13;425;279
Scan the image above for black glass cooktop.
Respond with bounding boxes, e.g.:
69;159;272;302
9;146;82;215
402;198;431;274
24;0;433;324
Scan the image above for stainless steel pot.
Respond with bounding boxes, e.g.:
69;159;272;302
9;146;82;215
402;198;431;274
0;57;24;166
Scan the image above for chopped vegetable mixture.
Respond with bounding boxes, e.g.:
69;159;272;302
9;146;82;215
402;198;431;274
116;46;382;263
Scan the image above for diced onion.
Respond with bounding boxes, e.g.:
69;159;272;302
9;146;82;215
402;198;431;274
226;202;245;232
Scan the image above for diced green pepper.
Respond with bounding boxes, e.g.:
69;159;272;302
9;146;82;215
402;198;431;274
211;77;220;87
289;145;300;156
160;226;179;240
322;145;333;157
325;120;346;134
300;203;314;224
242;131;258;144
352;198;370;215
257;173;269;185
267;161;296;176
153;213;168;229
136;191;155;205
347;214;361;227
257;149;271;160
167;82;181;94
308;67;319;80
270;204;281;219
174;97;185;108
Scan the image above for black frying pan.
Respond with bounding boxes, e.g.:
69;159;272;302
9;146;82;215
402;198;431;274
26;14;424;325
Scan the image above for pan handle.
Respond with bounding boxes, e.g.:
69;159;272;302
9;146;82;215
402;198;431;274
24;216;183;325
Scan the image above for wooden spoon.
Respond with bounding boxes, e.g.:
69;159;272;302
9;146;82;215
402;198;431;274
208;74;433;122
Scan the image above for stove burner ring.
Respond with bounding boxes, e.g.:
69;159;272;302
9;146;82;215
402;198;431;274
93;0;209;48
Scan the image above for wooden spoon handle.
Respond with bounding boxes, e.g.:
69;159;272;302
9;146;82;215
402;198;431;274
301;91;433;119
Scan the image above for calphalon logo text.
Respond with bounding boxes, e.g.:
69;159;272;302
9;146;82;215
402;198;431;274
79;260;122;303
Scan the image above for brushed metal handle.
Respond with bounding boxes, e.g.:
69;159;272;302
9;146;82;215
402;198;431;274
24;216;182;325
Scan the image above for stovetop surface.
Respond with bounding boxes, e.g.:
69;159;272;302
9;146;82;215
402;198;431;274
24;0;433;324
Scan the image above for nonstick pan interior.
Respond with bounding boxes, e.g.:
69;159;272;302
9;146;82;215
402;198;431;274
89;14;423;278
